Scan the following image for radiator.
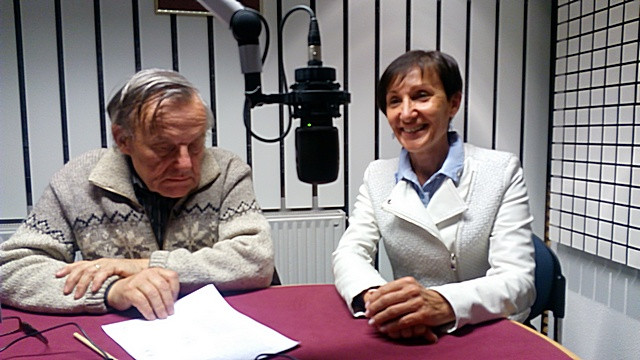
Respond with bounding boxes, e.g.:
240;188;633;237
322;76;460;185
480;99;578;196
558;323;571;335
0;222;21;244
265;210;346;285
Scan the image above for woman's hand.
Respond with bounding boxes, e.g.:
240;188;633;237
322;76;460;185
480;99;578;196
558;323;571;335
56;258;149;299
364;276;455;342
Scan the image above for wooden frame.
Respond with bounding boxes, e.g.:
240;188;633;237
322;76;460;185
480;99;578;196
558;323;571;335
155;0;260;16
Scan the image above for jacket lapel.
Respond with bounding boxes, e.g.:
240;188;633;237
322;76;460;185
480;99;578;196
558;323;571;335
382;181;441;238
382;178;468;247
427;179;467;224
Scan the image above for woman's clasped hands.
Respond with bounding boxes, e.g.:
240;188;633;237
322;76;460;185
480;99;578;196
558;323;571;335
363;277;456;343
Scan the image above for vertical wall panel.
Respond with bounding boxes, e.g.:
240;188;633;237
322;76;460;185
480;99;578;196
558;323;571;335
213;18;247;161
376;0;408;281
467;0;497;149
410;0;438;51
248;1;284;210
522;0;551;236
441;0;469;135
22;0;64;203
378;0;407;160
316;0;346;208
176;15;210;109
250;112;282;210
61;0;102;159
100;0;136;148
175;13;216;159
347;0;376;210
495;0;525;155
0;0;28;219
138;0;172;69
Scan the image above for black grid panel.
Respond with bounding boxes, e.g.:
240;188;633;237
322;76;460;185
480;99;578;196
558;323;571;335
549;0;639;269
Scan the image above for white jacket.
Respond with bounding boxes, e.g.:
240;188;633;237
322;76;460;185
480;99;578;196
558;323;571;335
332;143;535;331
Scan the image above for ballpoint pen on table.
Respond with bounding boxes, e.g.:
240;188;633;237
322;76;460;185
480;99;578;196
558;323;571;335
73;332;119;360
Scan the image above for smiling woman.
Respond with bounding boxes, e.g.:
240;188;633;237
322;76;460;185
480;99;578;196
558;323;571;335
332;50;536;343
377;51;463;184
383;67;461;184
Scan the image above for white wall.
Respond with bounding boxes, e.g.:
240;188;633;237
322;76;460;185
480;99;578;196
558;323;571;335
0;0;550;229
549;1;640;359
558;243;640;359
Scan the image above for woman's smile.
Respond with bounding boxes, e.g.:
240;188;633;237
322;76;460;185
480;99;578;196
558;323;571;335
402;124;427;133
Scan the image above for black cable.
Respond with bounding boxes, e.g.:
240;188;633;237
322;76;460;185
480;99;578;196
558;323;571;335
278;5;316;99
244;96;293;143
0;321;111;360
242;5;316;144
256;9;270;64
241;7;271;64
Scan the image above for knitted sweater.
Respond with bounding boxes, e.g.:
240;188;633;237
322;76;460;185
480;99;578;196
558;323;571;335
0;147;274;314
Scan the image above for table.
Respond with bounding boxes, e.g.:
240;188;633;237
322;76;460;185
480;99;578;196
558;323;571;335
1;284;578;359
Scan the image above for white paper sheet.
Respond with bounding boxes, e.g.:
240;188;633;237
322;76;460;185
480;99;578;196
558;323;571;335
102;285;299;360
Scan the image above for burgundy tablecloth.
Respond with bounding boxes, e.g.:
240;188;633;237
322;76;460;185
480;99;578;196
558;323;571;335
1;307;134;359
1;284;576;359
226;284;575;360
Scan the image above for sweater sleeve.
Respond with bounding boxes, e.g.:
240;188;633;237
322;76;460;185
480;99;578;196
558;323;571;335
0;184;113;314
149;154;275;293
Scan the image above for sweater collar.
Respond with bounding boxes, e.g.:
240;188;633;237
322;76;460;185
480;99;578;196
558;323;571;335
88;147;221;202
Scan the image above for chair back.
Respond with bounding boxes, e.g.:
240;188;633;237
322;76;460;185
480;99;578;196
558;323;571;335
527;234;566;341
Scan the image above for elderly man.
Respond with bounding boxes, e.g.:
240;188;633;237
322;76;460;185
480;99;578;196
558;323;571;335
0;69;275;320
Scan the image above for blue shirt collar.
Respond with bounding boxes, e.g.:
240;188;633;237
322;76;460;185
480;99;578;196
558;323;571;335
394;131;464;206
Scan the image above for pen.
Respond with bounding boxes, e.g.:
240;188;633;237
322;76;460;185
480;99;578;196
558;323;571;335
73;332;118;360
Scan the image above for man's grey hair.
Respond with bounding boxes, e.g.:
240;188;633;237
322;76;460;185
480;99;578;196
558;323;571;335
107;68;214;140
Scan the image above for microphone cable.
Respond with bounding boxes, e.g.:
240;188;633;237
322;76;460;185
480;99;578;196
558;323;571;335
242;6;317;143
0;320;112;360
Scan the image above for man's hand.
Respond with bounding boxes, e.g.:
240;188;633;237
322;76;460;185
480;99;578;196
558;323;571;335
364;276;455;342
56;259;148;299
106;268;180;320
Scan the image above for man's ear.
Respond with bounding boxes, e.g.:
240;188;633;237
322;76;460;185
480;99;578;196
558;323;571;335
112;124;131;155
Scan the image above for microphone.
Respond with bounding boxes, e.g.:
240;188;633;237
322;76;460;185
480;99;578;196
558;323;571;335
197;1;350;184
292;68;341;184
285;13;350;184
291;16;344;184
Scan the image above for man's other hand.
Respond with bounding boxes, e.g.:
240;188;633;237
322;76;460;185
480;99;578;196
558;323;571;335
106;268;180;320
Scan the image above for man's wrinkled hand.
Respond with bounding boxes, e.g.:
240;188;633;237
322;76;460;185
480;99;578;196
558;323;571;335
106;268;180;320
56;258;148;299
